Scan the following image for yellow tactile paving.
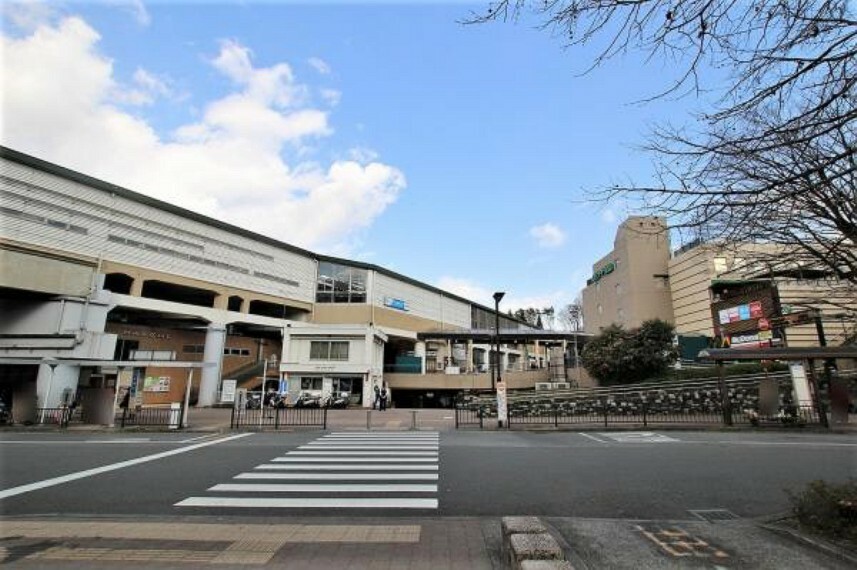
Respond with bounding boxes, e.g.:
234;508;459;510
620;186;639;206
285;524;421;543
0;521;300;542
27;547;219;563
2;520;422;565
2;521;420;543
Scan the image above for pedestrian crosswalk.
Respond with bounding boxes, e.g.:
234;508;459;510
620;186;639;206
175;431;439;510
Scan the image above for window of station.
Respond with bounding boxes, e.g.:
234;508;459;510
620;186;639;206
300;377;323;390
316;262;367;303
223;347;251;356
309;340;350;361
183;345;205;354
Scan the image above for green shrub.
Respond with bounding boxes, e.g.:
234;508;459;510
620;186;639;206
788;479;857;544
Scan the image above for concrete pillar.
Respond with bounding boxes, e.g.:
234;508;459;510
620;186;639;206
466;340;473;373
214;293;228;310
197;323;226;407
130;278;144;297
37;363;78;409
414;341;426;374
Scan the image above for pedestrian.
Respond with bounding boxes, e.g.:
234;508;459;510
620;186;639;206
379;387;388;411
373;384;380;410
119;390;130;410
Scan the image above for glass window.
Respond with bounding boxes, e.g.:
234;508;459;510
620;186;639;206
330;341;349;361
300;377;323;390
310;341;329;360
714;257;728;273
316;262;368;303
309;341;350;361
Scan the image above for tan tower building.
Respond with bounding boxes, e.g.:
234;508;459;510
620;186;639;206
581;216;674;333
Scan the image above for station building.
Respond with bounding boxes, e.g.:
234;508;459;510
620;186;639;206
0;147;586;421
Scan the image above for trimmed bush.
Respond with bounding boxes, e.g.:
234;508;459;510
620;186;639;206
788;479;857;545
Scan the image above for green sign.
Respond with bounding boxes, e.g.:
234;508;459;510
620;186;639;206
589;261;616;284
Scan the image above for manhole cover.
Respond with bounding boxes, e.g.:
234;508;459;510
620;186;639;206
689;509;740;522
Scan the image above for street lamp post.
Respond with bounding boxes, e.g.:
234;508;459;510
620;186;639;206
492;292;505;390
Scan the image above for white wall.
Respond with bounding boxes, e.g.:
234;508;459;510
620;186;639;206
1;157;317;303
373;272;470;328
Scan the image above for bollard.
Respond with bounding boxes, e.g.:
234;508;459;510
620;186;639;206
411;410;418;431
366;410;371;430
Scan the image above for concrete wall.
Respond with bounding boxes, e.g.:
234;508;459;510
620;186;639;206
1;155;317;304
385;369;551;391
0;243;96;296
373;271;471;328
582;216;673;333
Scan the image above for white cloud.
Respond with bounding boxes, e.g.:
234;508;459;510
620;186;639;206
113;67;174;106
127;0;151;27
529;223;566;248
308;56;331;75
2;1;56;31
347;147;380;164
320;88;341;106
1;13;405;253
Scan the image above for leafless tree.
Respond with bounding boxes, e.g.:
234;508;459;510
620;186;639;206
559;299;583;331
468;1;856;292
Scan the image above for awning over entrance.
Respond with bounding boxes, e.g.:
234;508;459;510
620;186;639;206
698;347;857;361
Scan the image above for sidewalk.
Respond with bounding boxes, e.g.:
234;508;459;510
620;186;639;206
2;515;854;569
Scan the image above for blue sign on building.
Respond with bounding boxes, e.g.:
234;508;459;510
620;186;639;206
384;297;408;311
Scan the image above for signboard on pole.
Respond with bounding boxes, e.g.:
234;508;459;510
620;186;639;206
496;381;508;425
220;379;237;403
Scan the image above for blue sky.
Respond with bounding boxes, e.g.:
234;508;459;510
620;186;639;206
2;1;707;316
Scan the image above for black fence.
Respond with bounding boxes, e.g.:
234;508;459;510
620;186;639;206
118;406;183;428
455;373;833;429
231;406;327;429
454;404;486;428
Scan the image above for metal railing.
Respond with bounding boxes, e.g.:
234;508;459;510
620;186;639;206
35;407;72;427
118;406;183;428
454;405;486;428
455;372;840;429
230;406;327;430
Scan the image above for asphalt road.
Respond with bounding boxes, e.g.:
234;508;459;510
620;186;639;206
1;429;855;520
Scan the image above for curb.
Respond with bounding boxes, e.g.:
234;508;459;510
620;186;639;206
502;516;577;570
759;519;857;566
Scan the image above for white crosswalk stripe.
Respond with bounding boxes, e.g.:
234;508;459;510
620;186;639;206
176;431;440;510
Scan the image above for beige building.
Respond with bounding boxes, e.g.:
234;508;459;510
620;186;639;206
581;216;674;333
0;146;588;419
669;241;853;348
582;217;853;354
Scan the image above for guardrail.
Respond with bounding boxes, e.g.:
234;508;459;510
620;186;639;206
118;406;183;428
230;406;327;430
35;407;72;427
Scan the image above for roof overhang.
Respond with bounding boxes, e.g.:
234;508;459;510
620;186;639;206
417;329;590;344
0;358;215;368
698;347;857;361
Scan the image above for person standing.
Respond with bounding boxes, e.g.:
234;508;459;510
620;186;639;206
379;386;388;411
373;384;380;410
